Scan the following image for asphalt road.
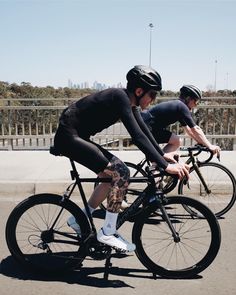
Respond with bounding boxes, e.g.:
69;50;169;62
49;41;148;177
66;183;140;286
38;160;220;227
0;197;236;295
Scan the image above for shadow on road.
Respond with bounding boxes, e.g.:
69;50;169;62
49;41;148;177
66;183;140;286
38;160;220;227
0;255;151;288
0;255;201;288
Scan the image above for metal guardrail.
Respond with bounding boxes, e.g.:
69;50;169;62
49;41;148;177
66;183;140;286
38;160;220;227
0;97;236;150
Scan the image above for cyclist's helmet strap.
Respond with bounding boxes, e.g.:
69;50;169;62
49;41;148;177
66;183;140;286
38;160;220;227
126;65;162;102
179;85;202;101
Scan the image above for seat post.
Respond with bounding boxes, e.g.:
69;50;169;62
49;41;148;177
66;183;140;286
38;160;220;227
69;158;79;179
69;158;97;232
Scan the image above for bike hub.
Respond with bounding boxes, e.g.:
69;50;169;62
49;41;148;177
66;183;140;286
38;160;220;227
41;230;54;243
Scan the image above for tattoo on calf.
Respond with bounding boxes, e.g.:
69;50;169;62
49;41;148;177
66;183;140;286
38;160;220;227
104;156;130;213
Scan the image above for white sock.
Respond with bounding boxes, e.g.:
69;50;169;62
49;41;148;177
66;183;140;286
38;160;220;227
102;211;118;235
68;205;95;226
82;205;95;216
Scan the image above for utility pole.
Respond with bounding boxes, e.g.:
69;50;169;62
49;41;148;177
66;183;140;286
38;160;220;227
214;59;217;92
149;23;154;67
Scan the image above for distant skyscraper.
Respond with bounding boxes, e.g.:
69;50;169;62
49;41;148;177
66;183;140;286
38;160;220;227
68;79;73;88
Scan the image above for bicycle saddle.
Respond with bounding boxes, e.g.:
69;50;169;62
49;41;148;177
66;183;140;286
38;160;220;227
49;145;62;156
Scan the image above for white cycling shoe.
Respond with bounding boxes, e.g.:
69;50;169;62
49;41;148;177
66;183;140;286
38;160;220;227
67;215;81;235
97;228;136;252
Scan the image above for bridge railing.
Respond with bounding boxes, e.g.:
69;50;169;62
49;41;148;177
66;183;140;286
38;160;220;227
0;97;236;150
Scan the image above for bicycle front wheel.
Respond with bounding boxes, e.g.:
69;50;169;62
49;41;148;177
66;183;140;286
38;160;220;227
132;196;221;278
5;193;90;274
178;162;236;217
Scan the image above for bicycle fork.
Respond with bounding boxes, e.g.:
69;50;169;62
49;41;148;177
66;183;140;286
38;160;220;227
159;203;180;243
149;192;181;243
192;163;211;194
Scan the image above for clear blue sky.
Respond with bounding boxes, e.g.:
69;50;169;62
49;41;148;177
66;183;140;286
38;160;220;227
0;0;235;91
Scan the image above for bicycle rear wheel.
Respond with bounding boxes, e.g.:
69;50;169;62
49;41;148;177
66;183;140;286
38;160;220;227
178;162;236;217
132;196;221;278
5;194;90;274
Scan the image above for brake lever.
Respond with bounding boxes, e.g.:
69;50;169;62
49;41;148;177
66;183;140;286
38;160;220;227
183;177;190;188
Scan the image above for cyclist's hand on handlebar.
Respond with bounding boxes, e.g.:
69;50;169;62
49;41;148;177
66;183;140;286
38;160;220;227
208;144;221;158
163;151;179;163
165;163;190;180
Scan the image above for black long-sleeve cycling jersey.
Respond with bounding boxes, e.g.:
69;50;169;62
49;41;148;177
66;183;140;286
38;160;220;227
59;88;168;169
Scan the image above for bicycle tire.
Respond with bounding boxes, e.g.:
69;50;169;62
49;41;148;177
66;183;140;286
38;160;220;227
5;193;90;274
132;196;221;278
178;162;236;217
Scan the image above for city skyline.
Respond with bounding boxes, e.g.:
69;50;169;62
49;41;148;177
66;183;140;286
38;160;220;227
67;79;123;90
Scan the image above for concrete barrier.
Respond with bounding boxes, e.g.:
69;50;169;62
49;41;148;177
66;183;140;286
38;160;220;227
0;150;235;199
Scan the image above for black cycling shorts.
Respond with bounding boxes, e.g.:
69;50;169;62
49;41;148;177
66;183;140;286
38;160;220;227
152;129;172;144
54;124;114;174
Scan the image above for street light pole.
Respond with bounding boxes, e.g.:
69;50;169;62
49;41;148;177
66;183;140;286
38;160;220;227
149;23;154;67
214;59;217;92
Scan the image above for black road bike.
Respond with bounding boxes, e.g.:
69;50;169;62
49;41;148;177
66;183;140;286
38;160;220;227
5;146;221;279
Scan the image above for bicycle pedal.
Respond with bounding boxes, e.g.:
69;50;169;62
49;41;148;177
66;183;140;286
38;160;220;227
112;246;127;253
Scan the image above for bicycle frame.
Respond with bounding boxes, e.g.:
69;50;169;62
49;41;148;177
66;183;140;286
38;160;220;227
48;144;204;251
63;158;177;238
50;158;182;279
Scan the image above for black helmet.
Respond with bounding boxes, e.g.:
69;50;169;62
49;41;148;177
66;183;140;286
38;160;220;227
180;85;202;101
126;65;162;91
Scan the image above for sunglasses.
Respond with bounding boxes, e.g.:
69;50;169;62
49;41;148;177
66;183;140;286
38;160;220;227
149;90;158;101
192;98;200;104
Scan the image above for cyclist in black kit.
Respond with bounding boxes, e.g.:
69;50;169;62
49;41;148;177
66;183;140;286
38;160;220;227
54;65;189;252
141;85;221;155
